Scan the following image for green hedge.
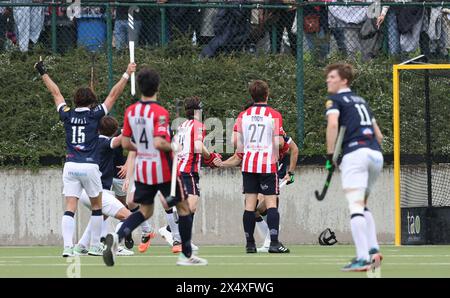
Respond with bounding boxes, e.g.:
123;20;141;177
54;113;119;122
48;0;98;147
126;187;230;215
1;43;446;167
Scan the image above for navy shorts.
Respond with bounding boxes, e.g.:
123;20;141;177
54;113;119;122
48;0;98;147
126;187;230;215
180;172;200;196
134;179;187;205
242;172;279;196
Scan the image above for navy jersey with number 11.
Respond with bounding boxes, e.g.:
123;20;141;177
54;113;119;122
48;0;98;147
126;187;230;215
325;90;381;156
58;103;107;164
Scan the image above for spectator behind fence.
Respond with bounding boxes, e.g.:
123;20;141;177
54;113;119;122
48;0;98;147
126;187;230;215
423;6;450;58
140;1;162;46
12;0;45;52
0;5;9;50
270;0;297;55
200;0;251;58
166;0;202;41
443;8;450;56
301;0;330;59
199;8;218;45
328;0;371;57
113;1;142;50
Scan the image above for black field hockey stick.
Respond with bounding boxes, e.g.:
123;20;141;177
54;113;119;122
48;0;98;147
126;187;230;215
315;126;346;201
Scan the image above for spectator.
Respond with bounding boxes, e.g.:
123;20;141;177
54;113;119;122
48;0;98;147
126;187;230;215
303;0;330;59
139;2;162;46
199;8;218;46
167;0;202;41
12;0;45;52
270;0;297;55
443;8;450;56
328;0;370;57
113;1;142;50
0;5;10;50
200;0;251;58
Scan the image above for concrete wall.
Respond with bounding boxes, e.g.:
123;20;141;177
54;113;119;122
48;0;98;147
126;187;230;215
0;166;395;246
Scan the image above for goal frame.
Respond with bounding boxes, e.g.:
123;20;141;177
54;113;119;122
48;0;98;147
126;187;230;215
393;63;450;246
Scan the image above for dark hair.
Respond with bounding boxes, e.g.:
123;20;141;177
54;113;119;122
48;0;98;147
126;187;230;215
98;116;119;137
74;87;97;107
137;67;160;97
248;80;269;103
184;96;202;120
325;63;355;86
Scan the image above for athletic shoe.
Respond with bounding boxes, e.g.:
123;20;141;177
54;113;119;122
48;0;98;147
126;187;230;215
341;259;371;272
138;232;156;253
103;233;119;267
176;253;208;266
257;245;270;253
191;242;199;252
246;243;257;253
268;242;290;253
172;240;182;254
369;248;383;269
124;234;134;250
73;244;88;256
88;245;104;256
117;246;134;256
158;227;174;247
62;247;74;258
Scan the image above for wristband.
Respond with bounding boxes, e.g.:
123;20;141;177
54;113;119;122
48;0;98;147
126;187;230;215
122;72;130;80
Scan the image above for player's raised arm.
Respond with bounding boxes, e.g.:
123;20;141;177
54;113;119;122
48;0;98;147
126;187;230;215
103;62;137;112
35;59;65;108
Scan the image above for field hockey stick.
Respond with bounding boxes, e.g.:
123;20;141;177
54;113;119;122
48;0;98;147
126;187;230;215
315;126;346;201
161;148;179;209
128;6;138;97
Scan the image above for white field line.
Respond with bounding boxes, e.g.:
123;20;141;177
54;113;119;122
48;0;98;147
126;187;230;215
2;254;450;259
1;262;450;267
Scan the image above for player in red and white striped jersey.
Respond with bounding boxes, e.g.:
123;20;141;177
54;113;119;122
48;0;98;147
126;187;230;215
102;68;207;267
223;80;289;253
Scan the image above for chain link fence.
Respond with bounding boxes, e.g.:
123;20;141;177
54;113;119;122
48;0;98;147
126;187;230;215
1;1;450;165
1;1;449;57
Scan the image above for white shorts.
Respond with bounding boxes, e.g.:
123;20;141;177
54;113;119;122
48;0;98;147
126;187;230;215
79;189;125;218
112;178;127;197
63;162;103;198
339;148;383;193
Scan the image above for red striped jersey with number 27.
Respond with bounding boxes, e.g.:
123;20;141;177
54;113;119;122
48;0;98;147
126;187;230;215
176;119;205;173
123;101;172;185
234;104;284;173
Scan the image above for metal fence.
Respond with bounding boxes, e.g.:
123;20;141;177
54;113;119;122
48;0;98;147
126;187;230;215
1;1;450;149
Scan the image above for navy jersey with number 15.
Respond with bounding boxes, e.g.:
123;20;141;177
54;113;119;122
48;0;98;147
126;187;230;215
58;103;107;164
325;90;381;156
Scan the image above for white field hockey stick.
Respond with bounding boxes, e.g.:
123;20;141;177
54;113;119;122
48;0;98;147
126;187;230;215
279;179;288;189
161;148;179;209
128;6;138;96
315;126;346;201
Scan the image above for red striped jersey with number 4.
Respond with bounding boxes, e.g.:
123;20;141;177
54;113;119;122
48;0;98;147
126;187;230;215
176;119;205;173
234;104;284;173
123;101;172;185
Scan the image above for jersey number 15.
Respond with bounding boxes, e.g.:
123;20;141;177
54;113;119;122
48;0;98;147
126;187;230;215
71;126;86;144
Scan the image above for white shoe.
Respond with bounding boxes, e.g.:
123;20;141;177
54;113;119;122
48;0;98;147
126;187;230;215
73;244;88;256
176;253;208;266
191;242;199;252
159;227;174;247
257;246;270;253
117;246;134;256
88;245;104;256
103;233;119;267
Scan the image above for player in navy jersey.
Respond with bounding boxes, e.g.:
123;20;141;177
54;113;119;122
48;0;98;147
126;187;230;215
75;116;133;256
324;63;384;272
35;58;136;257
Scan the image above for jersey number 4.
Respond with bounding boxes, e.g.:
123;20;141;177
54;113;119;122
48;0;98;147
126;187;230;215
71;126;86;144
354;104;372;126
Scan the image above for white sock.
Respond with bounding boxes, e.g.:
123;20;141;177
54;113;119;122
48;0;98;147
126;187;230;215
364;209;380;251
101;218;109;238
350;215;370;261
256;218;269;241
140;220;152;234
115;221;123;233
167;212;180;242
89;214;103;248
62;214;75;248
78;220;91;248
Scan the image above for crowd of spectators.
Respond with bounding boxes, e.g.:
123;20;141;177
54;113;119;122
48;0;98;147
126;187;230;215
0;0;449;60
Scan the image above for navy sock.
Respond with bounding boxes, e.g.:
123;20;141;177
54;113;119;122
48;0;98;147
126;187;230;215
130;206;139;213
178;214;193;258
255;215;263;223
266;208;280;244
243;210;256;245
117;211;145;242
191;212;195;222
